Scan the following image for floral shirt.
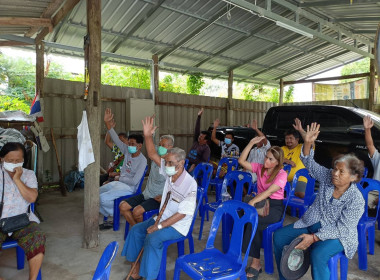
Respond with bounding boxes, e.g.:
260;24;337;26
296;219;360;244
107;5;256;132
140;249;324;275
0;167;39;224
294;148;364;259
111;144;124;173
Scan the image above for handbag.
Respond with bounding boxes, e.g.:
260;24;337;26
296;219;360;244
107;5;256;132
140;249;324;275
244;195;270;217
0;170;30;233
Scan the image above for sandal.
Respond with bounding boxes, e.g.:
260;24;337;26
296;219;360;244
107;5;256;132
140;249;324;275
127;276;142;280
246;267;262;280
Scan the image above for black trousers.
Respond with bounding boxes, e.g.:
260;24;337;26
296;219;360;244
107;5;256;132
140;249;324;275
242;198;284;258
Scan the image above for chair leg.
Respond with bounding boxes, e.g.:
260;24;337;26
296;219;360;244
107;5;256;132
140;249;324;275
357;227;368;271
290;206;297;217
263;231;274;274
368;226;375;255
177;241;185;256
37;269;42;280
328;256;338;280
16;245;25;270
157;246;168;280
199;208;205;240
113;199;120;231
188;237;194;254
124;222;130;240
340;255;348;280
173;262;181;280
222;214;231;253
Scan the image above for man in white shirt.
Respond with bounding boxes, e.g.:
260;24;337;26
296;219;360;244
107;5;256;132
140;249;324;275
121;116;197;280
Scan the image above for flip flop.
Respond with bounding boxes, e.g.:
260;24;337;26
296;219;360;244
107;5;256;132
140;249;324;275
246;267;262;280
127;276;142;280
99;223;113;230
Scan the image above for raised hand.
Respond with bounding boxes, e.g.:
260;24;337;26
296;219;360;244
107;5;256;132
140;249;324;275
293;118;305;132
142;116;157;137
104;108;114;123
304;122;320;144
363;116;374;129
251;119;258;130
249;136;265;145
213;118;220;128
198;108;204;116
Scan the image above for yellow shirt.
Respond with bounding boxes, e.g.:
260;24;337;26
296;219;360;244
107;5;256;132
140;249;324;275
282;144;306;183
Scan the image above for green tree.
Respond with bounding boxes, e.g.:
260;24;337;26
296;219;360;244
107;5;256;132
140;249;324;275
340;58;370;83
241;84;294;103
186;73;205;95
159;73;187;93
101;64;150;89
0;96;30;112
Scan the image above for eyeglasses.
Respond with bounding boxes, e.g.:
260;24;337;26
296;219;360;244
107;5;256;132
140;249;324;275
164;160;179;167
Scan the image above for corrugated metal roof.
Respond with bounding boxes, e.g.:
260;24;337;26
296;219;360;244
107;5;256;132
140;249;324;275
0;0;378;86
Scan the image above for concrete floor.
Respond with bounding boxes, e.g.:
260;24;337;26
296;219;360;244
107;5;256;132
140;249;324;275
0;189;379;280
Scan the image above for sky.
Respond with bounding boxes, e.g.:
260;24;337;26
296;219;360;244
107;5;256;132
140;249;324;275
0;46;343;102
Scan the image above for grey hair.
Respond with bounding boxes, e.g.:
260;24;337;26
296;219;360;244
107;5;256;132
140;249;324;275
333;153;364;183
160;134;174;146
167;147;186;162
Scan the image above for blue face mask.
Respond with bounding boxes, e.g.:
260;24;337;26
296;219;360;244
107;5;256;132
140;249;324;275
128;146;137;154
224;138;232;145
158;146;168;156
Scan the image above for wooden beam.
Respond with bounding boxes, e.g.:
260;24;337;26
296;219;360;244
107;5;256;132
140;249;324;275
25;0;66;38
283;72;370;85
0;40;31;47
0;17;52;30
36;42;45;188
279;78;284;105
153;54;159;103
369;48;375;112
35;0;80;43
227;70;234;126
83;0;101;249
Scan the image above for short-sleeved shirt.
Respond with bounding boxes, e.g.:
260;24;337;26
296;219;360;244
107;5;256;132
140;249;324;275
142;159;166;200
155;159;197;236
250;162;287;200
247;140;271;164
369;149;380;180
219;141;239;158
0;167;39;224
187;142;211;165
282;144;307;183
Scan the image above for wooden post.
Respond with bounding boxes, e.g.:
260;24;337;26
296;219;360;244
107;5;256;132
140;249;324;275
227;70;234;126
279;78;284;105
83;0;101;249
152;55;160;143
35;42;44;185
369;48;375;112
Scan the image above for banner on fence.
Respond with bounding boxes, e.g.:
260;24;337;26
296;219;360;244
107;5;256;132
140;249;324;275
312;78;368;101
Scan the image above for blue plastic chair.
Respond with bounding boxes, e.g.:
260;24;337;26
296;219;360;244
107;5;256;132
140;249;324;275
156;187;205;280
92;241;119;280
356;178;380;270
209;157;239;201
2;203;42;280
287;168;316;217
199;171;252;242
184;158;189;170
192;163;214;218
328;251;348;280
174;200;258;280
261;182;295;274
105;165;148;231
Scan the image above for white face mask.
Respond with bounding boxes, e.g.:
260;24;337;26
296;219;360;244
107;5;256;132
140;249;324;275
3;162;24;172
165;166;178;177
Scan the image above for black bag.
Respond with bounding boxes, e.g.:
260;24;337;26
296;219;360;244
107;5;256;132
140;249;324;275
0;170;30;233
0;213;30;233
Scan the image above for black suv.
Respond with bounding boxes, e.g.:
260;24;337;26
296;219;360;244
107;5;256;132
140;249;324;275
209;105;380;177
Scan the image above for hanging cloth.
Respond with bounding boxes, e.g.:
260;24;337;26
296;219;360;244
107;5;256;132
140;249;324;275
77;111;95;171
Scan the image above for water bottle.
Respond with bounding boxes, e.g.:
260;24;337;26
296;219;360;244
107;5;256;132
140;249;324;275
221;181;232;202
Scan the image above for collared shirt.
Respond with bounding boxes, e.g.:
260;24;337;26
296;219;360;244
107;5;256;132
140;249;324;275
219;141;239;158
155;159;197;236
294;148;364;259
247;140;271;164
250;162;287;200
0;167;39;224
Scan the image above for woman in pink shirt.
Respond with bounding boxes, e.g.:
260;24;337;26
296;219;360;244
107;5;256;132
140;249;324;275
238;136;287;280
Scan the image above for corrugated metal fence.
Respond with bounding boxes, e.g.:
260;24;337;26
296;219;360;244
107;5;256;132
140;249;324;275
40;78;369;184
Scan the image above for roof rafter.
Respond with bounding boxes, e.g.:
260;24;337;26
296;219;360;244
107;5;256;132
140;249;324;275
298;0;380;8
224;0;373;59
0;17;52;30
332;16;380;23
35;0;80;43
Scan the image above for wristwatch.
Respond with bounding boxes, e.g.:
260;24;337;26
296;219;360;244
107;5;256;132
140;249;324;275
157;224;163;230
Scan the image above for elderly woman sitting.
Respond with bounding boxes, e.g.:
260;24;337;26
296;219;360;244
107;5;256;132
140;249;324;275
0;142;46;280
274;122;365;280
121;116;197;280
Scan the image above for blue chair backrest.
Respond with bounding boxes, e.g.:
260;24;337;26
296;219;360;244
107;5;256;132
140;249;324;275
291;168;316;204
357;178;380;220
193;163;214;199
184;159;189;170
363;167;368;178
283;163;291;175
214;157;239;178
93;241;119;280
136;165;149;194
188;187;205;236
206;200;258;264
281;182;295;221
222;171;252;201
